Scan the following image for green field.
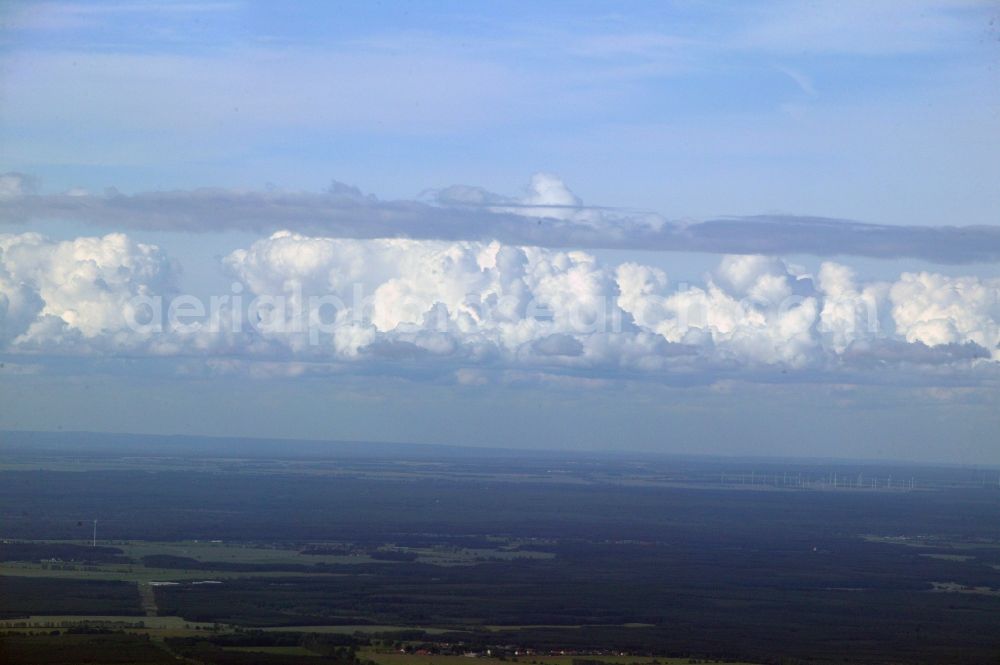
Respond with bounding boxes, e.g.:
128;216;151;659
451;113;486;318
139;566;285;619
265;625;455;635
224;645;321;656
0;614;220;630
5;538;551;574
361;651;761;665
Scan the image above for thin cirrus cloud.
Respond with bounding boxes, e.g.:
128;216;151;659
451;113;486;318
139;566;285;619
1;172;999;265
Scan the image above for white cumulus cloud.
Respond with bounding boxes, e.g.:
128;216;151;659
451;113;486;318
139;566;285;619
0;232;172;343
2;231;999;378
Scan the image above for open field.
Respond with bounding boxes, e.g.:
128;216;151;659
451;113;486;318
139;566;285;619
360;652;762;665
119;540;377;565
0;560;337;582
5;538;552;570
0;614;219;630
930;581;1000;596
266;625;455;635
224;645;320;655
919;553;977;562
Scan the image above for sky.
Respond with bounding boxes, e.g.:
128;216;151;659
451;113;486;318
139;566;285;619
1;1;999;463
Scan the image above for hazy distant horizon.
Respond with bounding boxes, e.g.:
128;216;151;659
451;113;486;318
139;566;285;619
4;428;999;471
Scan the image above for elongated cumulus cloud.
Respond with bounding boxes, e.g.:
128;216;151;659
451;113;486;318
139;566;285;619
1;230;998;382
2;172;999;264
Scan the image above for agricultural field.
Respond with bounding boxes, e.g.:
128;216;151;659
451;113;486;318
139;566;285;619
359;652;761;665
1;535;551;579
0;614;218;631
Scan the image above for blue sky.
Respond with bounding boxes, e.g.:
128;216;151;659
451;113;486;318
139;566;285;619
3;0;997;223
1;1;999;462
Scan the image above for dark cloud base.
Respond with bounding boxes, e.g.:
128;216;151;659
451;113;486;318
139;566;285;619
2;175;998;264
